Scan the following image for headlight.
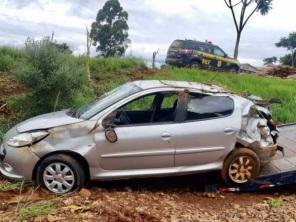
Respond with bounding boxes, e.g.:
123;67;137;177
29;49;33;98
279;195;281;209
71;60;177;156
6;131;49;148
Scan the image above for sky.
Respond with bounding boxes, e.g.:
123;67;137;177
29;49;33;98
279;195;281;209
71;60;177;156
0;0;295;66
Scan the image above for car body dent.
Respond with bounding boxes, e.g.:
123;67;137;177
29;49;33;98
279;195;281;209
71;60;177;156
16;110;83;133
236;99;277;164
30;121;100;179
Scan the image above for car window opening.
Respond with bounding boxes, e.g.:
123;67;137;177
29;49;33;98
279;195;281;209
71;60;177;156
107;92;179;126
186;93;234;121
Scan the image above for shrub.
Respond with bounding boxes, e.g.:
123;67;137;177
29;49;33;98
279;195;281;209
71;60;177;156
13;37;93;118
0;122;15;143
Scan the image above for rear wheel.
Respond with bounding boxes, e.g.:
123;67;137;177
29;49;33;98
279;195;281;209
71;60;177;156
222;148;260;185
36;154;86;194
190;61;201;69
229;66;239;73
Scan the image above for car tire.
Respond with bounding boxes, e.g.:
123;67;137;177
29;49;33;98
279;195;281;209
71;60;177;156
229;66;239;73
222;148;260;185
36;154;86;194
190;61;201;69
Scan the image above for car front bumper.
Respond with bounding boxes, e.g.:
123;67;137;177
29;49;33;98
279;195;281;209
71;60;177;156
0;161;24;180
0;143;39;181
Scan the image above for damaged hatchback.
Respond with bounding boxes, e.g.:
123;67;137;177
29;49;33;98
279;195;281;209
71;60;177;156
0;80;279;194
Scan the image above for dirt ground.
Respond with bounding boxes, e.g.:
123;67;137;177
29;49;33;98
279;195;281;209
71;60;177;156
0;72;26;124
257;65;296;78
1;173;296;222
0;72;25;98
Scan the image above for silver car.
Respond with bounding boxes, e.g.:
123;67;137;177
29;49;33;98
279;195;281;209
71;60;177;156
0;80;278;194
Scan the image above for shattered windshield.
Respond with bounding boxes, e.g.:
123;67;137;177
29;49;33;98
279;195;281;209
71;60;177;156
68;83;141;119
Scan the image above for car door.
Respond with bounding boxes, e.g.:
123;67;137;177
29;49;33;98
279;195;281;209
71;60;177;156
212;46;227;70
94;90;181;171
174;92;241;167
199;45;215;69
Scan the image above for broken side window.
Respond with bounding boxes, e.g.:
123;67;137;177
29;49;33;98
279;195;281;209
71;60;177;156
186;93;234;121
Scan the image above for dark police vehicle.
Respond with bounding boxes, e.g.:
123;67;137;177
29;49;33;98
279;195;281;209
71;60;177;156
165;39;240;72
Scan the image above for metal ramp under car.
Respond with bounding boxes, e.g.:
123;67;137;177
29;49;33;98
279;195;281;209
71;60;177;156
207;123;296;192
261;124;296;176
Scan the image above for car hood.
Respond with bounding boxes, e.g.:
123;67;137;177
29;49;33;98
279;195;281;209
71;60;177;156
16;110;83;133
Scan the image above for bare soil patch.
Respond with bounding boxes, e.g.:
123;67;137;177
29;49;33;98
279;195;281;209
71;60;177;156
257;65;296;78
1;174;295;221
0;72;26;123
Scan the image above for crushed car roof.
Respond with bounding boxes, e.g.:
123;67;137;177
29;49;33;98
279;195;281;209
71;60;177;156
133;80;226;93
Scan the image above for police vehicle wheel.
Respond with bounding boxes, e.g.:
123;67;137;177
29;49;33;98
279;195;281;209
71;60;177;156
222;148;260;185
190;61;201;69
229;67;239;73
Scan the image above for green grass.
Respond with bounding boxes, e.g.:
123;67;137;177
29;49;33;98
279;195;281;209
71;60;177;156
0;122;15;143
0;46;25;72
89;57;146;81
0;181;23;191
148;68;296;123
270;198;282;208
19;201;56;220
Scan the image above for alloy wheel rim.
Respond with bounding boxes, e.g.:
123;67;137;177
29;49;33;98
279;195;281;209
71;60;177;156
43;162;75;194
228;156;254;184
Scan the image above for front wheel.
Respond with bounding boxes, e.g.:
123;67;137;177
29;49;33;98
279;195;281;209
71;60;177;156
36;154;86;194
222;148;260;185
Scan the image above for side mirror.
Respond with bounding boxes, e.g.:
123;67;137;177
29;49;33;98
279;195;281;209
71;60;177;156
103;110;118;143
105;127;118;143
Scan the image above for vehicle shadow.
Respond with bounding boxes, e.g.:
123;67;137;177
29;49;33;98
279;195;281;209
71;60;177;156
89;171;229;192
88;171;296;195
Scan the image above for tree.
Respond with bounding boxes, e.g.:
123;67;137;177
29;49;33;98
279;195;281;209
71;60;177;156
86;26;92;80
224;0;273;59
51;42;72;54
90;0;129;57
280;53;296;67
276;32;296;67
263;56;277;65
49;32;72;54
152;49;159;69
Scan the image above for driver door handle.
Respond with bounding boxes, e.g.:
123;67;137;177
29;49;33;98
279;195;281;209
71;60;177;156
161;133;171;141
224;128;235;135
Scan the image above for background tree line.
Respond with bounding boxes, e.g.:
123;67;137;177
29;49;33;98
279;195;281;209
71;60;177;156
264;32;296;67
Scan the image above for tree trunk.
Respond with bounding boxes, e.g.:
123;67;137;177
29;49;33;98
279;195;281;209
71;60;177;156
152;52;156;69
292;50;295;67
233;31;242;59
86;26;91;81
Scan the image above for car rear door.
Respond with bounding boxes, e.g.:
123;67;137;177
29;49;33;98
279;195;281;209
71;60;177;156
174;92;241;168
